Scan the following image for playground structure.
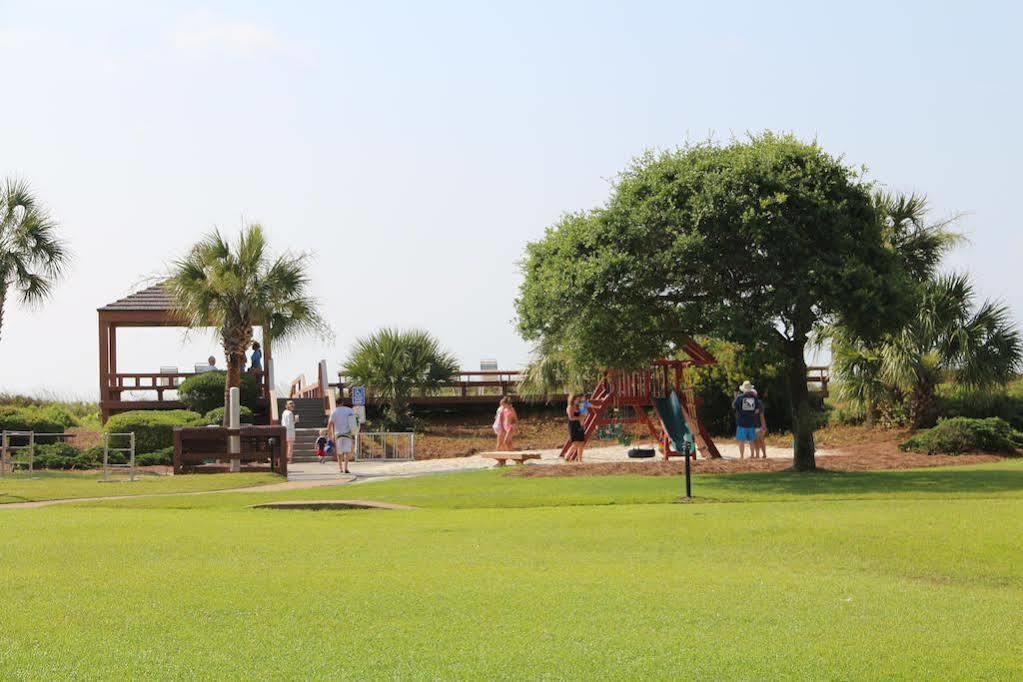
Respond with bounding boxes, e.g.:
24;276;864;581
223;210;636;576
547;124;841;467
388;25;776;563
561;340;722;460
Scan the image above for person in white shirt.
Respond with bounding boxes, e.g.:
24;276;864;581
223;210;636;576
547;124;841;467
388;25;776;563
328;403;357;474
281;400;298;463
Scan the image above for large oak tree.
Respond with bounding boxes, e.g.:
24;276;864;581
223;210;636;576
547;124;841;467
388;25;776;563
516;134;913;470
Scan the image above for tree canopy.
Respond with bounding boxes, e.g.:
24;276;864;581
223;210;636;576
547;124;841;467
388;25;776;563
170;225;323;416
517;134;915;470
343;328;459;428
0;178;68;343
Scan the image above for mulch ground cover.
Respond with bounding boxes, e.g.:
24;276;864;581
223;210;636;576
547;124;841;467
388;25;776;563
506;444;1006;478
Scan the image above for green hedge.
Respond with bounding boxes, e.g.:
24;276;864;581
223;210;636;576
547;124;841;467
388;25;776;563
103;410;202;454
178;371;258;414
0;405;77;433
202;406;254;426
900;417;1023;455
137;446;174;466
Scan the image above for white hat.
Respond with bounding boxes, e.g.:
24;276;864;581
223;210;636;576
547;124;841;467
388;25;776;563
739;380;755;393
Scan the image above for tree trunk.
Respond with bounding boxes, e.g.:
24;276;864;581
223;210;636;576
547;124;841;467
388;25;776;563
224;351;243;425
0;288;6;343
908;383;938;429
864;398;878;428
786;340;816;471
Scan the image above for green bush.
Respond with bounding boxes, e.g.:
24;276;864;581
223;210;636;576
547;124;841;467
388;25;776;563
937;382;1023;431
900;417;1023;455
32;442;81;469
178;371;258;414
0;404;76;433
201;406;254;426
137;447;174;467
103;410;202;454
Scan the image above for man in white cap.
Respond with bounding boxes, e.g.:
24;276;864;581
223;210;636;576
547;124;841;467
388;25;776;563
733;380;763;459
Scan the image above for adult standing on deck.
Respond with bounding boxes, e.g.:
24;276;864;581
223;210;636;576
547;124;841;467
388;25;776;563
249;341;262;373
329;401;356;475
281;400;298;463
733;381;763;460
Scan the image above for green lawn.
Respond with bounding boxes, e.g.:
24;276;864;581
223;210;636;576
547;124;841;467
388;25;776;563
1;463;1021;679
0;471;280;504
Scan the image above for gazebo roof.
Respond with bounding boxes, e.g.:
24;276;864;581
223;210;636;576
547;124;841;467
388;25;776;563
98;281;175;312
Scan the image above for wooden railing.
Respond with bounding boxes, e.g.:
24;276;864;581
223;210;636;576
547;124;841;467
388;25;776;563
107;370;269;401
337;370;524;400
807;365;830;396
289;374;323;399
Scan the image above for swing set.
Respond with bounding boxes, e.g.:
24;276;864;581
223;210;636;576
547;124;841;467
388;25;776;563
560;339;722;460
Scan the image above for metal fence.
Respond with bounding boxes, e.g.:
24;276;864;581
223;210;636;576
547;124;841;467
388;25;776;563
355;432;415;461
1;430;37;478
102;432;137;482
0;430;138;481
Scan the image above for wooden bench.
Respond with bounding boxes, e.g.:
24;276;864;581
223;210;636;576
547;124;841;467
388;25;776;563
479;451;542;467
173;425;287;475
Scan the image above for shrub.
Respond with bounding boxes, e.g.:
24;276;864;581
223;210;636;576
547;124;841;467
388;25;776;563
0;404;76;433
202;406;254;426
900;417;1023;455
103;410;202;454
137;447;174;467
32;442;80;469
937;382;1023;431
178;371;258;414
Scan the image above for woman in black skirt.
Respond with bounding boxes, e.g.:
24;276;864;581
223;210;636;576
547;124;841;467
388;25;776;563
566;393;586;462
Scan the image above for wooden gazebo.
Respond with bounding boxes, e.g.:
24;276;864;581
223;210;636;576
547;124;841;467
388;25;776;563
97;282;272;422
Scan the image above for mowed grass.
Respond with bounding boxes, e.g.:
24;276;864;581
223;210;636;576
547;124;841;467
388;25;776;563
70;458;1023;512
0;471;280;504
1;463;1022;679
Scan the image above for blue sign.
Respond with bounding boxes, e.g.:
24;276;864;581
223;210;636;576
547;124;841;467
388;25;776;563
352;386;366;406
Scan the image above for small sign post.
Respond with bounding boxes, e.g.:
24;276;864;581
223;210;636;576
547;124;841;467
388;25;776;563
352;386;366;406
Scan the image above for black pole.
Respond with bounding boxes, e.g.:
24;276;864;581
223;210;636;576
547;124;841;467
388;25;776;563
684;450;692;498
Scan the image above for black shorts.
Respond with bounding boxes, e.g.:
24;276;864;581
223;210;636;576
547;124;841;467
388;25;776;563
568;421;586;442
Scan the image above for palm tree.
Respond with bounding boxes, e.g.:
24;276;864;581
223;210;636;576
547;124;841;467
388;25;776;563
169;224;323;417
0;178;68;341
873;191;962;282
880;273;1021;427
517;345;593;400
343;328;459;427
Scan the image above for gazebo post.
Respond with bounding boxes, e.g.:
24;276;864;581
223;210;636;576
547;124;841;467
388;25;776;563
109;324;118;385
98;316;110;421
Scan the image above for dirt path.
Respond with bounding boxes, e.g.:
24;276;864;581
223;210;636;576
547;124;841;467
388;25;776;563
0;474;356;510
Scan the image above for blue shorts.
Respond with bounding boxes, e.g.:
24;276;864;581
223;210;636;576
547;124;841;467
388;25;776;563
736;426;758;442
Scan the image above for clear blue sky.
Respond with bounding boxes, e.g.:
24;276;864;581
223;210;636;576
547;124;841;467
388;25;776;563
1;0;1020;398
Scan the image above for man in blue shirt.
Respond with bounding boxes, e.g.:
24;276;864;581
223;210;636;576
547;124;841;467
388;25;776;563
733;380;762;460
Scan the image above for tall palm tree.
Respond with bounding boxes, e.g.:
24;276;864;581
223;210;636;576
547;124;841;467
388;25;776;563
169;224;323;416
827;191;974;426
343;328;459;427
0;178;68;341
881;273;1021;427
873;191;962;282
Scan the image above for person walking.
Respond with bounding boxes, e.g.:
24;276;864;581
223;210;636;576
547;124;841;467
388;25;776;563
733;380;763;460
492;400;506;451
329;401;357;475
281;400;298;463
499;396;518;451
566;393;586;462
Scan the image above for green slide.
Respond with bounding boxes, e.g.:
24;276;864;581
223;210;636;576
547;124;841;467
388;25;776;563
652;390;695;454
